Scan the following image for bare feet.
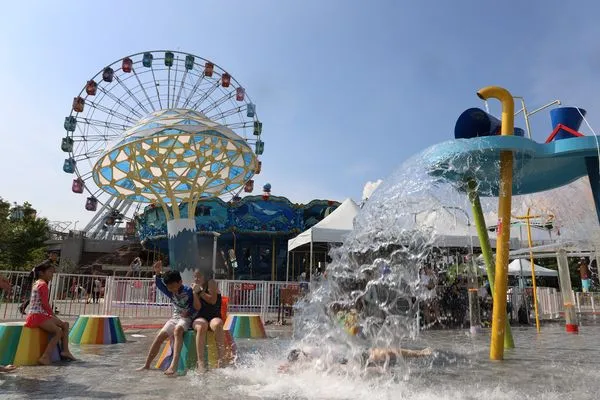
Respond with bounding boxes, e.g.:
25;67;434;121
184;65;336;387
195;362;206;374
0;365;17;373
61;351;77;361
136;365;150;371
164;366;176;376
38;356;51;366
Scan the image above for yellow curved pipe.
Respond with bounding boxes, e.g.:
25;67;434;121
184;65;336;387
477;86;515;361
477;86;515;136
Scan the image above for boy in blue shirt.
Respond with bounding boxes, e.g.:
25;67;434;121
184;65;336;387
137;261;200;375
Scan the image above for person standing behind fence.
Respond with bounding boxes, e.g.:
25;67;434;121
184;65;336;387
130;257;142;278
580;257;592;293
19;250;59;315
0;274;11;294
92;275;101;304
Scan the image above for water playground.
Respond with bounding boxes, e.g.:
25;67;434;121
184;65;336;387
2;50;600;399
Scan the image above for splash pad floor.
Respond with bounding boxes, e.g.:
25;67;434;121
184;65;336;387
1;322;600;400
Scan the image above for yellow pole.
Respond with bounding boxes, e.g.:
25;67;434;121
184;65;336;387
468;180;515;348
512;209;547;333
477;86;514;361
525;208;541;332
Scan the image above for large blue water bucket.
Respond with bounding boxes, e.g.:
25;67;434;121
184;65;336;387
550;107;586;140
454;108;524;139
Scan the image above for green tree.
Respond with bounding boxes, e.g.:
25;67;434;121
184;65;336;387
0;197;50;270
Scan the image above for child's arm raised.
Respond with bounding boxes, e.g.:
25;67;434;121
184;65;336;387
153;263;170;297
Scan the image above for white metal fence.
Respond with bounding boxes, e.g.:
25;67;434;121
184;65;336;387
0;270;580;324
501;287;562;323
575;291;600;314
536;287;563;320
0;272;305;322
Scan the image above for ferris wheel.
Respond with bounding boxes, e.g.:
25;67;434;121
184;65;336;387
60;50;264;239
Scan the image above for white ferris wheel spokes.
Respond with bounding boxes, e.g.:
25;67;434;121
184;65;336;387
61;50;264;239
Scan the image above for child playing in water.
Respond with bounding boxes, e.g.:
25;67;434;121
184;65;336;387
25;263;76;365
279;346;433;373
137;263;200;375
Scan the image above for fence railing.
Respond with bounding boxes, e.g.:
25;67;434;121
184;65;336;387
0;272;305;322
0;271;575;324
536;287;562;320
505;287;562;323
575;291;600;314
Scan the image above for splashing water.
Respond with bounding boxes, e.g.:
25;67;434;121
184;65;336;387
291;138;600;379
4;141;600;399
292;148;478;373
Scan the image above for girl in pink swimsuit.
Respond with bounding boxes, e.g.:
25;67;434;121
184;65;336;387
25;263;76;365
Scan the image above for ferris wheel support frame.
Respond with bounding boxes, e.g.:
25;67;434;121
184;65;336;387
90;198;131;240
82;198;114;233
83;196;133;240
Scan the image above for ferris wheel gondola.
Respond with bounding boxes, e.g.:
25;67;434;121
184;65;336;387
61;51;264;239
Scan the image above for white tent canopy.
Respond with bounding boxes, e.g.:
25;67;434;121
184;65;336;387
286;198;360;280
288;198;360;251
479;258;558;277
414;206;479;248
508;258;559;277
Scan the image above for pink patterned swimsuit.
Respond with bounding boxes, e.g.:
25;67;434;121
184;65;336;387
24;280;53;328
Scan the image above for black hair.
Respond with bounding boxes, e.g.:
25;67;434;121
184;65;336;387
34;262;55;279
287;348;307;363
162;270;182;285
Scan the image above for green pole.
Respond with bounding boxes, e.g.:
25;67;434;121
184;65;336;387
467;179;515;349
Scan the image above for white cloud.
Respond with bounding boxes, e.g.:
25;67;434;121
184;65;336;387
362;179;382;200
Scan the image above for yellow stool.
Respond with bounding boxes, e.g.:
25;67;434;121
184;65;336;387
69;315;126;344
0;322;61;366
155;330;236;375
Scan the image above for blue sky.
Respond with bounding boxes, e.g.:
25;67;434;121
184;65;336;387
1;0;600;227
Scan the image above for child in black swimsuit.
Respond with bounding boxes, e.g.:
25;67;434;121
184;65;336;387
191;269;225;372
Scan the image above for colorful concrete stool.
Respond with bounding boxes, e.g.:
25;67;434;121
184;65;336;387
0;322;61;366
155;330;236;375
224;313;267;339
69;315;126;344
